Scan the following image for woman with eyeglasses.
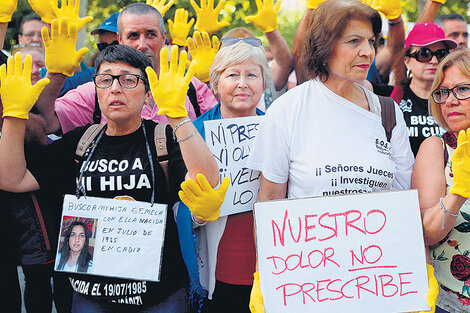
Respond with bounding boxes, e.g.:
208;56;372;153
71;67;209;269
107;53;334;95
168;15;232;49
0;45;219;311
179;35;270;313
413;49;470;313
372;22;458;156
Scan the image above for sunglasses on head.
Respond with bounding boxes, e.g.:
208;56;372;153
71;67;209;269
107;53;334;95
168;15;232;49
220;37;262;47
97;40;119;52
406;47;450;63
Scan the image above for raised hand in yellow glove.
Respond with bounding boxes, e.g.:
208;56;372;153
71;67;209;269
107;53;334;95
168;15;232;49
450;129;470;198
0;53;50;119
306;0;325;9
190;0;229;35
187;31;219;83
28;0;56;23
420;264;438;313
0;0;18;23
245;0;281;34
362;0;401;20
42;18;89;77
51;0;93;31
179;174;229;221
146;0;174;17
250;272;265;313
146;45;195;118
169;9;195;46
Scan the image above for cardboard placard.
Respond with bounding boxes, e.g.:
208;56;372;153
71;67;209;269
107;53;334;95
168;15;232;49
55;195;167;281
254;190;429;313
204;116;263;216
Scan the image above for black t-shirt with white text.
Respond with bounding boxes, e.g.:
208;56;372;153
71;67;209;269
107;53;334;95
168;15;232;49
373;83;444;156
27;120;188;306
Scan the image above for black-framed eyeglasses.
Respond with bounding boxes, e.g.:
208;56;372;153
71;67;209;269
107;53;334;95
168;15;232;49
97;40;119;52
220;37;262;47
406;47;450;63
93;74;147;89
432;83;470;104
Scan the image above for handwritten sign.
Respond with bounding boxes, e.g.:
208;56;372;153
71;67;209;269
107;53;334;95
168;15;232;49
56;195;167;281
204;116;263;216
254;190;429;313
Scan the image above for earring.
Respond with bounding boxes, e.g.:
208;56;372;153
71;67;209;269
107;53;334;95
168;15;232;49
406;69;413;79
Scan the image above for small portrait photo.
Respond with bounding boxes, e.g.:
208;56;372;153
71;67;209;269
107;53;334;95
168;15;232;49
56;216;97;273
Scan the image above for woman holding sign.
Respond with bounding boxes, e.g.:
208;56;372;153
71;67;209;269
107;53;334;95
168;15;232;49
243;0;431;311
178;32;271;312
57;221;93;273
413;49;470;313
0;44;219;311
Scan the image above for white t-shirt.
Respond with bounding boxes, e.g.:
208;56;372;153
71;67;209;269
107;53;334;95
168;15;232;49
247;79;414;199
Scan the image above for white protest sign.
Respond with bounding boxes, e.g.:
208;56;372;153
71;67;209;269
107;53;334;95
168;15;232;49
204;116;263;216
254;190;429;313
56;195;167;281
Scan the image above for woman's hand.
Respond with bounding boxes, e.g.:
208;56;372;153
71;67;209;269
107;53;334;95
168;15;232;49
450;129;470;198
249;272;265;313
187;31;219;83
0;53;50;119
42;18;89;77
179;174;230;221
146;45;196;118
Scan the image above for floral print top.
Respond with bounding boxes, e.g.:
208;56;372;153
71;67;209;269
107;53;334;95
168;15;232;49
431;132;470;311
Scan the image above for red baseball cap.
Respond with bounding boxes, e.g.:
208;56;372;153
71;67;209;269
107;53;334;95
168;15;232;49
405;22;458;50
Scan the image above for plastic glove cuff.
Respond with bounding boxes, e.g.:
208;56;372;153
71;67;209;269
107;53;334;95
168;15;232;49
262;25;278;34
172;38;187;46
3;111;29;120
449;185;470;199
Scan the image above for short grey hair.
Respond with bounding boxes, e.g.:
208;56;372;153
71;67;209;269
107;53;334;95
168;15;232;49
435;14;466;27
209;41;272;95
117;3;165;37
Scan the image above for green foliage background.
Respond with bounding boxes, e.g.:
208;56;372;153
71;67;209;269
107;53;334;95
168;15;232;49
4;0;470;54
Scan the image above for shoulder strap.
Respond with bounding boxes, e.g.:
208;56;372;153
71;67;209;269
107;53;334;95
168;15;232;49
75;124;106;160
93;92;101;124
390;86;404;104
187;82;201;117
154;123;169;188
377;95;397;143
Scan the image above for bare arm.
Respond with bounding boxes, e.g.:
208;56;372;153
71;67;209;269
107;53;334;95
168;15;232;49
265;29;292;91
375;17;404;80
0;117;41;192
292;9;314;85
0;22;7;50
168;116;219;187
416;0;441;24
257;173;287;202
412;136;466;246
34;72;67;134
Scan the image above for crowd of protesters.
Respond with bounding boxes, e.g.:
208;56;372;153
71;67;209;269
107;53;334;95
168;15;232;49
1;0;470;312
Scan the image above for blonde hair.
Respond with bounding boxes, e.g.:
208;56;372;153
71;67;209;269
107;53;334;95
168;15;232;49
209;41;272;95
429;49;470;131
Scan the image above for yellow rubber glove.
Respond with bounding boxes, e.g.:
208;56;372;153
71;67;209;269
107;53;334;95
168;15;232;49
419;264;438;313
190;0;229;35
187;31;219;83
245;0;281;34
169;9;195;46
432;0;446;4
306;0;325;9
450;129;470;198
28;0;56;23
362;0;401;20
0;53;50;119
146;45;195;118
179;174;230;221
42;18;89;77
146;0;174;17
51;0;93;31
249;272;265;313
0;0;18;23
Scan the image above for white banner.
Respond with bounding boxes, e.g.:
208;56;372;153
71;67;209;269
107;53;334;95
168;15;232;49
254;190;429;313
55;195;167;281
204;116;263;216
